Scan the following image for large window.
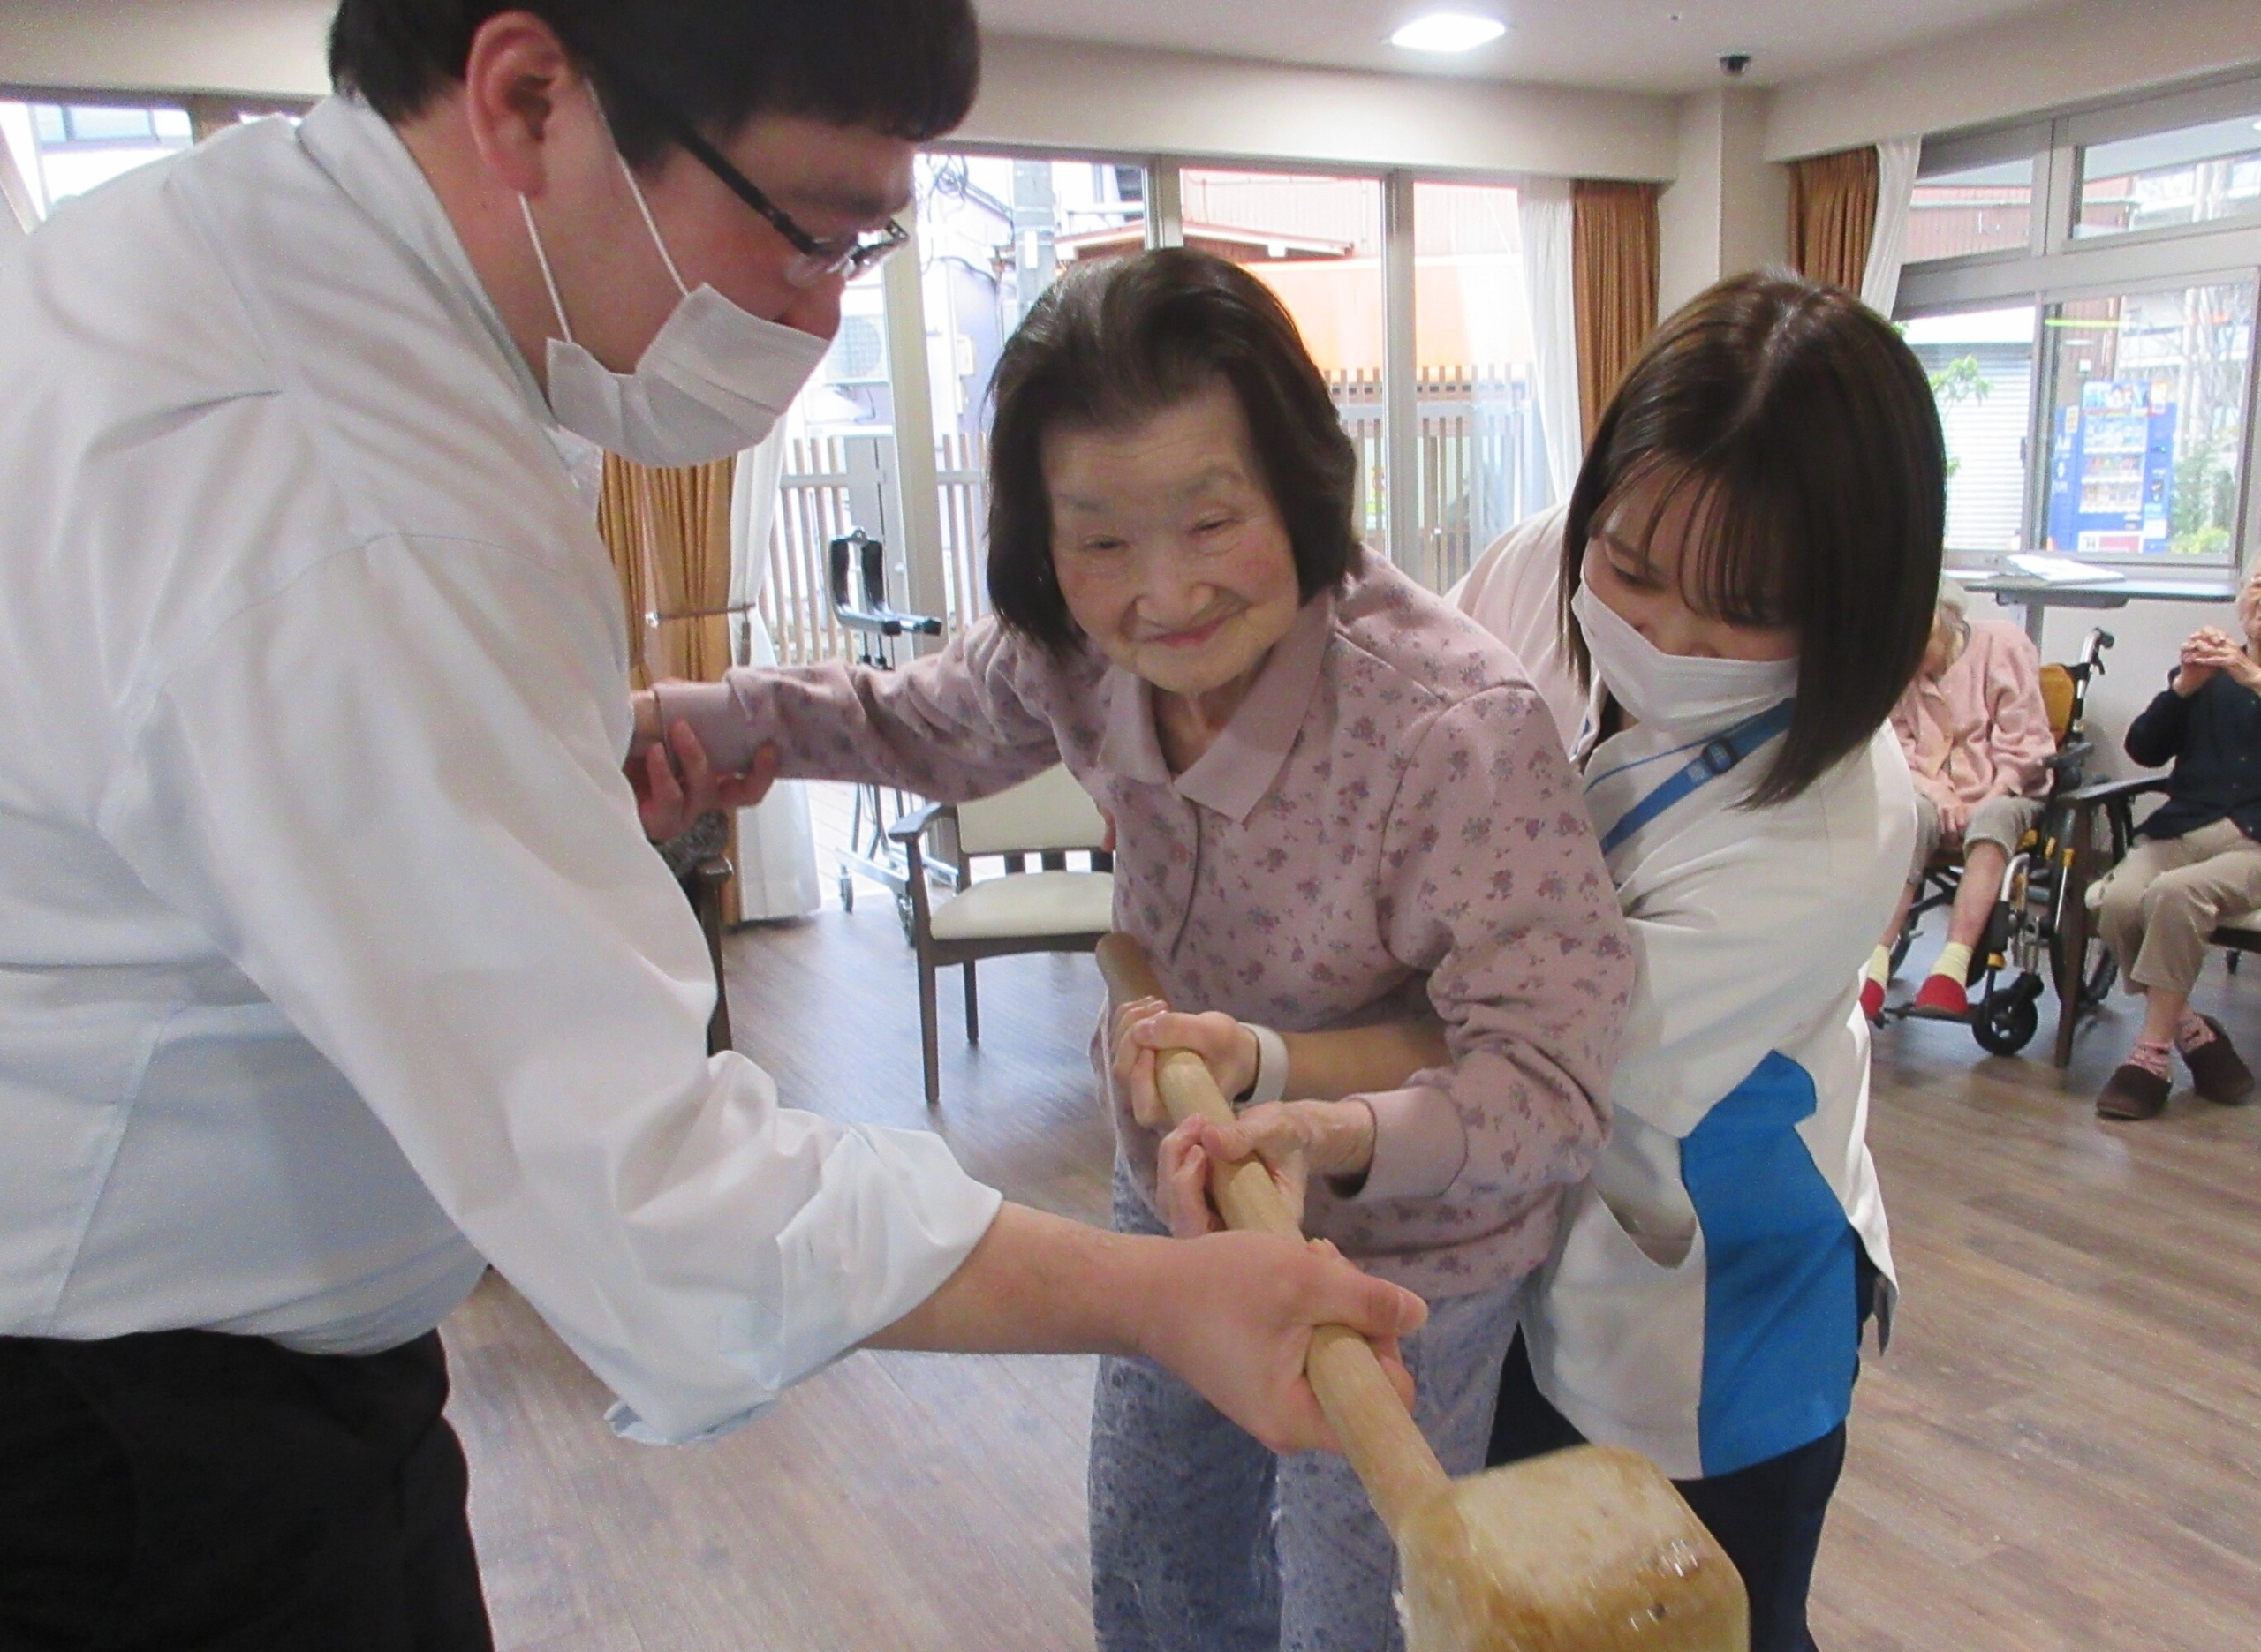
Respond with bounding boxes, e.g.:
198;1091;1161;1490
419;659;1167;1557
1411;179;1548;591
1180;168;1390;558
916;155;1147;453
0;100;192;219
754;258;898;667
2040;282;2256;560
914;155;1146;632
1908;157;2036;263
759;155;1151;657
1899;77;2261;573
754;156;1575;672
2075;108;2261;241
1904;306;2039;556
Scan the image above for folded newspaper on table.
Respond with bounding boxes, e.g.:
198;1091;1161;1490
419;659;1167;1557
2006;554;2124;584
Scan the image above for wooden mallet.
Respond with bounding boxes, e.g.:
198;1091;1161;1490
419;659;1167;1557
1097;935;1746;1652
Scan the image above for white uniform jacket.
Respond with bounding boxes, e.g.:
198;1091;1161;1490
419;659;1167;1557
1448;504;1584;755
0;99;998;1444
1461;529;1909;1482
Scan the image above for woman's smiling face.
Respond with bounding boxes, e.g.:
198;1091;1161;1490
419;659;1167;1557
1043;378;1304;703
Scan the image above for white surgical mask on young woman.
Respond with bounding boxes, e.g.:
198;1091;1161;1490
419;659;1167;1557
518;134;828;468
1571;579;1799;735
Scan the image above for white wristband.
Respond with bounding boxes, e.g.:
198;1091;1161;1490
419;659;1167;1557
1241;1022;1289;1108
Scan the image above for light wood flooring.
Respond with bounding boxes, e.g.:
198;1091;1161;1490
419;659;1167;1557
443;892;2261;1651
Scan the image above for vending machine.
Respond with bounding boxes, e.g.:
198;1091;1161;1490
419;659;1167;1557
2045;377;2177;557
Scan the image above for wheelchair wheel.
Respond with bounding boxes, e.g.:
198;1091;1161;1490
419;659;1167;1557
1974;976;2043;1056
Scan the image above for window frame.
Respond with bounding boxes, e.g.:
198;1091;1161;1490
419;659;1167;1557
790;143;1550;632
2062;73;2261;253
1899;71;2261;577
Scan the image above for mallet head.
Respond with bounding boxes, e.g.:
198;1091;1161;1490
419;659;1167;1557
1396;1445;1748;1651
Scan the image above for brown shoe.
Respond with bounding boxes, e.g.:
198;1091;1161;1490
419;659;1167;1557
2097;1062;2170;1120
2181;1016;2255;1106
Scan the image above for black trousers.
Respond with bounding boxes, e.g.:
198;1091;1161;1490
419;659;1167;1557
1488;1333;1847;1652
0;1327;493;1652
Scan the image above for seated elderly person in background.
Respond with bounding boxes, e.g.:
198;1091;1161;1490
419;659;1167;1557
2090;590;2261;1120
1864;577;2054;1022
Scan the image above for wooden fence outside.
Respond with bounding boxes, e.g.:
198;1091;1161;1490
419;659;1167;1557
758;437;860;668
760;366;1551;667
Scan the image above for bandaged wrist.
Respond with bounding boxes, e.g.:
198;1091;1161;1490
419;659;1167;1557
1236;1022;1289;1108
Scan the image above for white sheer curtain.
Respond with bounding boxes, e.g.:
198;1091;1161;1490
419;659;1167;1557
726;428;821;920
1861;138;1922;317
1;122;37;240
1517;177;1582;507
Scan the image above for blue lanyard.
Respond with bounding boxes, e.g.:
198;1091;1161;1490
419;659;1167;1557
1596;700;1796;856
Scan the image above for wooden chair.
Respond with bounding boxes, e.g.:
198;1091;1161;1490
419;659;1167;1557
889;766;1114;1105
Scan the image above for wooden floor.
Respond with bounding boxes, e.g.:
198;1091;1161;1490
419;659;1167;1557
443;896;2261;1651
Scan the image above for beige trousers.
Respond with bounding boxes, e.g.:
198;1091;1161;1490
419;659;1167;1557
2095;817;2261;997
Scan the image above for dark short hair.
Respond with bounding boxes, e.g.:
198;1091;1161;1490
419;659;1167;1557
983;248;1361;651
329;0;980;163
1562;269;1945;804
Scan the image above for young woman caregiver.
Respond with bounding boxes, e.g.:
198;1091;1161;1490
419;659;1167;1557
1175;270;1946;1652
632;247;1635;1652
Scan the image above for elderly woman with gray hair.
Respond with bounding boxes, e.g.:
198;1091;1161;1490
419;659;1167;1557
1864;577;2056;1022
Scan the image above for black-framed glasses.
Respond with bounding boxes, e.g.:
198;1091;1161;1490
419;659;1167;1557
595;60;909;289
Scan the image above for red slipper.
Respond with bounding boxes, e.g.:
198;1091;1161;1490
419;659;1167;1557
1904;972;1970;1021
1859;977;1886;1022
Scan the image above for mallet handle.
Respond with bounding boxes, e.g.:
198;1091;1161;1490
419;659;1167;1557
1096;935;1451;1536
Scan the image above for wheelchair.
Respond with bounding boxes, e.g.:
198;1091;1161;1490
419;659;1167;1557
1887;628;2128;1057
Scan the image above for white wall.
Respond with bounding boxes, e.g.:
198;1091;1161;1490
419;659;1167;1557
1766;0;2261;161
0;8;1679;183
959;35;1676;179
0;0;331;98
1658;87;1790;317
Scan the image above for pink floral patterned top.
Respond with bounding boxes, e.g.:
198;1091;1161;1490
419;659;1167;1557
662;547;1633;1296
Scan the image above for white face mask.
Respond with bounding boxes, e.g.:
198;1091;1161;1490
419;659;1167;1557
519;136;828;469
1572;580;1799;735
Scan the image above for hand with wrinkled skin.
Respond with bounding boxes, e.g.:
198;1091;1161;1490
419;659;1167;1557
1153;1102;1377;1238
1110;996;1259;1129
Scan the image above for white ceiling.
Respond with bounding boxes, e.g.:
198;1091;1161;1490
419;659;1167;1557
975;0;2079;94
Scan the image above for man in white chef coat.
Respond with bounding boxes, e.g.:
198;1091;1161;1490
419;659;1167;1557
0;4;1425;1644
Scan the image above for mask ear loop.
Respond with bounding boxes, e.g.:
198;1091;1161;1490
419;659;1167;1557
518;194;576;346
586;80;692;299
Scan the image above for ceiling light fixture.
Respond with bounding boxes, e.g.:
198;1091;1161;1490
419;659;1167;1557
1389;12;1507;53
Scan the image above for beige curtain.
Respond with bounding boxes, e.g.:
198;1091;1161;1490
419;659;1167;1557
1570;179;1661;444
1788;147;1880;296
599;452;743;917
597;455;737;689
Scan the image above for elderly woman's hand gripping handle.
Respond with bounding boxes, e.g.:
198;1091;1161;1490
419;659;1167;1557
1094;935;1455;1534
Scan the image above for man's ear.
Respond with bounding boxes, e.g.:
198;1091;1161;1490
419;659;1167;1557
457;10;584;200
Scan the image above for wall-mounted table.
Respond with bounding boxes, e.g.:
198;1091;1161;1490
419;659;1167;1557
1958;573;2238;645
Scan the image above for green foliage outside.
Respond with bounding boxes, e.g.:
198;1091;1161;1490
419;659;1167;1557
2171;444;2236;558
1927;352;1991;479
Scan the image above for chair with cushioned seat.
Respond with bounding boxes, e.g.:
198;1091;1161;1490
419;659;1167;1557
2061;775;2261;1065
889;765;1115;1105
